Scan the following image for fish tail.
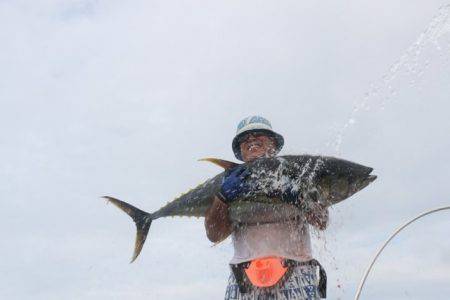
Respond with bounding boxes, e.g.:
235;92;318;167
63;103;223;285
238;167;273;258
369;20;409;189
102;196;153;263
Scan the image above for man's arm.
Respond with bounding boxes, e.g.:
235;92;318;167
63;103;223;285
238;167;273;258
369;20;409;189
204;196;233;243
205;165;250;243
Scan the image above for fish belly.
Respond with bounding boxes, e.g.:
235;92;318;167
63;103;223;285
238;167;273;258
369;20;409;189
229;199;301;225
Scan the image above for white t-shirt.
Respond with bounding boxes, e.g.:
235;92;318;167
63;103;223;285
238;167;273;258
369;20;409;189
230;219;313;264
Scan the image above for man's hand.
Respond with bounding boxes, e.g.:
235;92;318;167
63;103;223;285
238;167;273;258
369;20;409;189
218;165;251;203
305;203;329;230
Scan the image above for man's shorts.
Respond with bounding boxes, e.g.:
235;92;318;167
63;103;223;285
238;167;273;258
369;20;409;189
224;264;321;300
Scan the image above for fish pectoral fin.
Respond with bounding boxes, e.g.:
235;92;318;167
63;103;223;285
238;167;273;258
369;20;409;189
198;158;239;170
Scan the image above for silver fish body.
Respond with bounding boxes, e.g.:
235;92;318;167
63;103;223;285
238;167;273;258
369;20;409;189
228;199;298;224
103;155;376;262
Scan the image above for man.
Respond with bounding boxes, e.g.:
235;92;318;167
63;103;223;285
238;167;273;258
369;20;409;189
205;116;328;299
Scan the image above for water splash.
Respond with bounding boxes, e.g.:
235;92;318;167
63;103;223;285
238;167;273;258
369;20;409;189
329;4;450;155
321;7;450;298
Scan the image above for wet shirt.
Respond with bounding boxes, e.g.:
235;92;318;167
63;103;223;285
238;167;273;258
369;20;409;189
230;219;313;264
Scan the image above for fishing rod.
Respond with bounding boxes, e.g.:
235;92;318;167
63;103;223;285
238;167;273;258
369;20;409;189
354;205;450;300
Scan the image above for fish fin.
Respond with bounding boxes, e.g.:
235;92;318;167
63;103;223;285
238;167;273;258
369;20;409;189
198;158;239;170
102;196;153;263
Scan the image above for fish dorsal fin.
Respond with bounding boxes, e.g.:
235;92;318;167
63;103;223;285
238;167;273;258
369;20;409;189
198;158;239;170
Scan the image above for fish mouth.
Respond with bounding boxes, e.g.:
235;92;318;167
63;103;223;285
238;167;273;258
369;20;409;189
361;174;377;188
350;174;377;195
367;174;377;182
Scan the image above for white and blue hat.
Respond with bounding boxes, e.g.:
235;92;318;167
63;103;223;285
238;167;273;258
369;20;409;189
232;116;284;161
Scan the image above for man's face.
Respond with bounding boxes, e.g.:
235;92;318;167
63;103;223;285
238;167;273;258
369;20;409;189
239;132;277;162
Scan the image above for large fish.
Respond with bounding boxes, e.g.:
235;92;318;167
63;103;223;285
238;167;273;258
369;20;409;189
103;155;376;262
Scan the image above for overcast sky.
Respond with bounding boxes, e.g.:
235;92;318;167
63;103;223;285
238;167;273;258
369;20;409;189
1;1;450;299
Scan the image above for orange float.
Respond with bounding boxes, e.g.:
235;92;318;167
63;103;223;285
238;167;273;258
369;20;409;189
244;257;288;287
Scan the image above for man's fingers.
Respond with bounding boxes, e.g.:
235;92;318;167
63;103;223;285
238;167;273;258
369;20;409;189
229;165;245;176
239;168;251;179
